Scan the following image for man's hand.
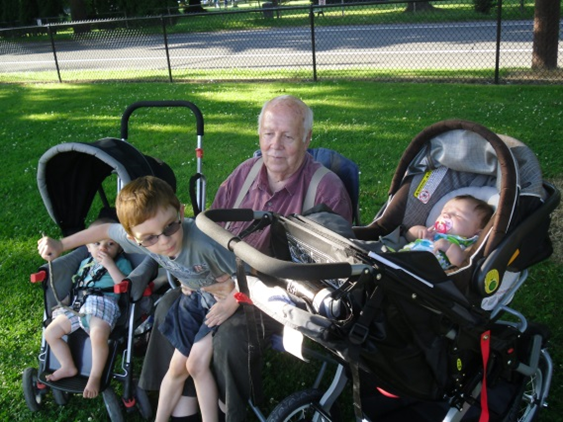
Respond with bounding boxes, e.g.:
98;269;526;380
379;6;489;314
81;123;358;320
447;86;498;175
201;274;235;300
37;237;63;261
205;292;239;327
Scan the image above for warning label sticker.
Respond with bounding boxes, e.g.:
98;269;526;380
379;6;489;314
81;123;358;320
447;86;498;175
413;167;448;204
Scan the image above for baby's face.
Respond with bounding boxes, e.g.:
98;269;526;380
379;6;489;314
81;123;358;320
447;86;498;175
436;199;482;238
87;239;121;262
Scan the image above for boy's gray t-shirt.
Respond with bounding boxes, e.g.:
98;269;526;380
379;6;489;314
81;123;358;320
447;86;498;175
108;219;236;308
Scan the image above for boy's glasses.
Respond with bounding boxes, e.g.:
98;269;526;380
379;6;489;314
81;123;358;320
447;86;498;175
136;218;182;247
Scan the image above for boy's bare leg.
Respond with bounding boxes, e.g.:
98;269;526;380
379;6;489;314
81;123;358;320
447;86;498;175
156;349;191;422
172;396;199;417
84;317;111;398
44;315;78;381
187;333;218;422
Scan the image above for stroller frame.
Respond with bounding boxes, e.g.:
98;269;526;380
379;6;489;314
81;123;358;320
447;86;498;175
25;100;207;421
195;119;559;422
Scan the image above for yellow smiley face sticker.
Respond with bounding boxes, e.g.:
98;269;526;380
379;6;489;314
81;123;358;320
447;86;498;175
484;269;500;294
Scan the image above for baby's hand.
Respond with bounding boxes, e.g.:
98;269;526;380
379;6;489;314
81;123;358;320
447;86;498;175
37;237;63;261
433;238;450;253
96;251;115;269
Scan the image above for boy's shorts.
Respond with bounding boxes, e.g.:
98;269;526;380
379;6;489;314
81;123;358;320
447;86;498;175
159;292;215;357
52;295;120;334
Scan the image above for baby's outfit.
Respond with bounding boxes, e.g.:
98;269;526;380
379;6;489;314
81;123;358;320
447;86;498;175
401;233;478;269
52;255;132;333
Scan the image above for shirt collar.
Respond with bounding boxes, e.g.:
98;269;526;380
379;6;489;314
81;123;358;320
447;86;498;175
256;153;311;196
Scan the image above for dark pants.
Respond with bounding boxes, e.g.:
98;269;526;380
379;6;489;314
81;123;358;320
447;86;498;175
212;306;281;422
138;287;196;396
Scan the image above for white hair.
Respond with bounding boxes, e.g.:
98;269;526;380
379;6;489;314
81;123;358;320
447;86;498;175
257;95;313;143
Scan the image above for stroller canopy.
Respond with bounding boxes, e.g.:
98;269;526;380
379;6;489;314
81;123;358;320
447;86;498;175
37;138;176;236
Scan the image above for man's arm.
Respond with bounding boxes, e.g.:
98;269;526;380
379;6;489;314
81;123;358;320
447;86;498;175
37;223;113;261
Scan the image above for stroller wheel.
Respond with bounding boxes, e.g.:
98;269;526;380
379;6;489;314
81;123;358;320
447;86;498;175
51;387;71;406
267;388;341;422
22;367;45;412
134;382;153;420
502;355;547;422
102;388;125;422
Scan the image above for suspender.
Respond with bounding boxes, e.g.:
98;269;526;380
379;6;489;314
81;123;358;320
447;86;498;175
232;157;330;212
302;165;330;212
233;158;264;209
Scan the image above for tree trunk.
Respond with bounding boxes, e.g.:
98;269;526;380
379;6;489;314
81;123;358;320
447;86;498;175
69;0;90;33
404;2;436;13
532;0;561;69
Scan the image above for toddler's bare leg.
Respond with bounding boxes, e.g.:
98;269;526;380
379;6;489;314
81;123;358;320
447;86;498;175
83;316;111;398
44;315;78;381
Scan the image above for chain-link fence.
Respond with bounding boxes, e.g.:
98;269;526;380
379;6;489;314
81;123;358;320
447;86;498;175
1;0;561;84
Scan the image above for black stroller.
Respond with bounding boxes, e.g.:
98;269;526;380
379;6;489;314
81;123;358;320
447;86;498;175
23;101;206;421
196;119;559;422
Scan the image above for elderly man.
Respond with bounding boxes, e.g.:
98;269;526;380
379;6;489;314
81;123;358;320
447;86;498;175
139;95;353;422
207;95;352;421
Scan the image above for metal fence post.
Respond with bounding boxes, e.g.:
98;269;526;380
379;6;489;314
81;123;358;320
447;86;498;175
309;5;318;82
47;24;62;83
494;0;503;84
161;16;173;83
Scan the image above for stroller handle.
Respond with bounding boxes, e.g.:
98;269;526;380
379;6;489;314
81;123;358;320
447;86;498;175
196;209;368;281
120;101;204;139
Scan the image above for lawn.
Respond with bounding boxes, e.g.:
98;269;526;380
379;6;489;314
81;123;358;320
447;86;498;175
0;80;561;421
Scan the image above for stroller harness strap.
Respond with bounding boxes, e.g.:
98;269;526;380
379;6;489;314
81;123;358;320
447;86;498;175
71;257;112;311
480;330;491;422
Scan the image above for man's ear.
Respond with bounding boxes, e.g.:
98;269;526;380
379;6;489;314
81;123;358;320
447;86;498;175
180;204;186;219
304;130;313;147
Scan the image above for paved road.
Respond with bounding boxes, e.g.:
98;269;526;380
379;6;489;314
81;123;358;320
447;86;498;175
1;19;561;75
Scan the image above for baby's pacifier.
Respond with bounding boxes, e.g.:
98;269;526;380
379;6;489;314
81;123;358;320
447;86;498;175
434;217;453;234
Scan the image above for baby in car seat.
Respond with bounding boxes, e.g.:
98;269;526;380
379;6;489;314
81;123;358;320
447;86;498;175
401;194;494;269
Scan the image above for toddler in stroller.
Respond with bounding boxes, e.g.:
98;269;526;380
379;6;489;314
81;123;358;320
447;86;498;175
44;217;133;399
195;119;559;422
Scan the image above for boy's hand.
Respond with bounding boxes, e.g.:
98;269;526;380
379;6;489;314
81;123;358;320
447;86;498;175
180;284;194;296
201;274;235;300
37;237;63;261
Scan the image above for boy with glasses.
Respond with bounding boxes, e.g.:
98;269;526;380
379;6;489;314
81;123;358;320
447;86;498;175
38;175;237;422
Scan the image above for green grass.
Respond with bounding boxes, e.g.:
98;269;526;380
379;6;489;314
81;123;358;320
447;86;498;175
0;81;562;421
1;67;524;84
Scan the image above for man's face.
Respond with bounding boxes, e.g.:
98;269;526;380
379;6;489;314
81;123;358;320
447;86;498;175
259;102;311;180
128;206;184;258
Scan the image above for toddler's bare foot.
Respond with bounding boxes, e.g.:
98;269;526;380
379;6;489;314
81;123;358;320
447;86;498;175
45;366;78;382
83;375;101;399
